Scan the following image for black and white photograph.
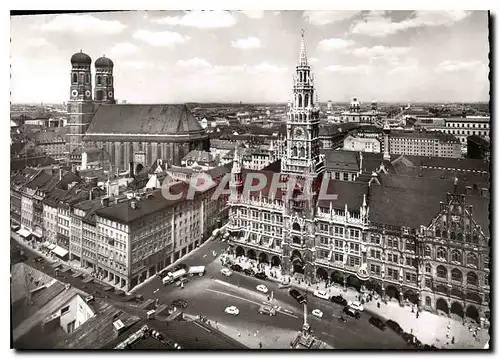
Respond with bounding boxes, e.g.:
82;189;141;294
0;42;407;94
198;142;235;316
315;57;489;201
8;8;491;350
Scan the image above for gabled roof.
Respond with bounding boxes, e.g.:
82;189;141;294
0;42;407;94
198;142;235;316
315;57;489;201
368;174;490;234
85;104;206;140
182;150;215;163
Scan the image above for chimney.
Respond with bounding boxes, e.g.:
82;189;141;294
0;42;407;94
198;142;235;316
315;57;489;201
101;197;109;207
129;161;135;178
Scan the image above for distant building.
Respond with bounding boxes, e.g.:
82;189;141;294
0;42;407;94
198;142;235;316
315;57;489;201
181;150;217;170
389;130;461;158
343;135;381;153
443;116;490;148
340;98;383;124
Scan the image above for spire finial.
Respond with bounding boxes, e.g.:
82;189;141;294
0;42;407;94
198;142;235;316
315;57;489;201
299;29;308;66
80;49;83;53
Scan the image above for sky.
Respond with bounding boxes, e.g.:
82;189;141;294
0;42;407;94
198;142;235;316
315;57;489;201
10;10;490;104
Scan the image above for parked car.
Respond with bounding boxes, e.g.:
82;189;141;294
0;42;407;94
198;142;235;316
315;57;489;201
312;309;323;318
175;278;189;286
343;306;361;319
386;320;404;335
254;272;267;280
278;283;291;289
171;299;188;309
220;268;233;277
369;316;387;331
313;290;330;300
243;268;254;276
230;264;243;272
256;284;269;294
348;300;364;312
224;306;240;315
289;289;306;304
34;256;44;263
331;295;348;306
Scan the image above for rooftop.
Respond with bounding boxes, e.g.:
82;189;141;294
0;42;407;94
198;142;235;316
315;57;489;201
84;104;207;141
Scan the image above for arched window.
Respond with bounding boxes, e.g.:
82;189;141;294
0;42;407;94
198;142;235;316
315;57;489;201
442;230;448;239
465;233;471;242
467;253;478;267
292;146;297;157
292;223;301;231
450;231;456;240
437;265;447;279
299;147;305;157
304;94;309;108
86;74;90;83
466;271;478;286
451;250;462;263
425;263;432;273
424;246;431;257
451;268;462;282
435;228;441;237
72;73;77;83
97;76;102;85
457;232;463;241
437;247;447;260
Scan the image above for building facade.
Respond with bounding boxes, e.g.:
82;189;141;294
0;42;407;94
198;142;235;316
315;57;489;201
443;116;490;145
389;130;462;158
226;33;490;324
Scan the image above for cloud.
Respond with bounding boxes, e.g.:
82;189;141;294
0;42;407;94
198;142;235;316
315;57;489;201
133;29;190;47
317;38;355;51
309;57;319;64
25;37;50;47
436;60;484;73
303;11;359;25
120;61;154;70
239;10;264;19
252;63;287;74
176;58;212;68
40;14;125;34
351;10;471;37
389;64;419;74
231;37;261;50
152;10;237;28
109;42;139;57
351;46;410;59
324;64;370;74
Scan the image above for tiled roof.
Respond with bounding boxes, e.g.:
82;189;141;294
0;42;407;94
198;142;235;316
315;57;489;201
391;129;460;143
209;139;236;150
95;183;208;224
85;104;206;140
368;174;490;235
11;156;58;173
324;150;359;172
317;179;368;211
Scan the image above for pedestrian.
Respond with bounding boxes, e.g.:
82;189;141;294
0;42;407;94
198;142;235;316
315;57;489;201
237;331;241;337
451;336;455;344
259;342;262;349
416;311;419;319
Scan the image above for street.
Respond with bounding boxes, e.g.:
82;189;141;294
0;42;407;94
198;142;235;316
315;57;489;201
11;236;409;349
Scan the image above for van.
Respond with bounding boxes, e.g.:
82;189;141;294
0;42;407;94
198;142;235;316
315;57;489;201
258;305;276;316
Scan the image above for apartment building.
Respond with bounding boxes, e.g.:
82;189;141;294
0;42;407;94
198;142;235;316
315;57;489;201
389;130;461;158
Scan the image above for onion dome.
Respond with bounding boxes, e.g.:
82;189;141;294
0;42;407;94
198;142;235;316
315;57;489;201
350;97;361;110
95;55;114;68
71;50;92;65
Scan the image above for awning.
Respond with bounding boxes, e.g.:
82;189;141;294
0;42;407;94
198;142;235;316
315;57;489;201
42;241;51;247
17;228;31;238
33;232;43;238
48;244;56;250
51;246;69;258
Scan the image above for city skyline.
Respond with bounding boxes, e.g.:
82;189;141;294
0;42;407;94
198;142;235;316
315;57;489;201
11;10;490;104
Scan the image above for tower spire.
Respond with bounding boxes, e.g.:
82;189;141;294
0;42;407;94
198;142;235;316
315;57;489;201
299;29;308;66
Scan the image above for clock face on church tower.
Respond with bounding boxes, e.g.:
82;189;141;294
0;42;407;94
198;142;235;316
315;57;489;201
294;127;305;139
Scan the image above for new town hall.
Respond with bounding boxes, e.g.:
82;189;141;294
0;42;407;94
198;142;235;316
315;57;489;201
227;34;490;325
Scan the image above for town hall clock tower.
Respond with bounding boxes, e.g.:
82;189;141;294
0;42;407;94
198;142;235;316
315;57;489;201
281;31;325;283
